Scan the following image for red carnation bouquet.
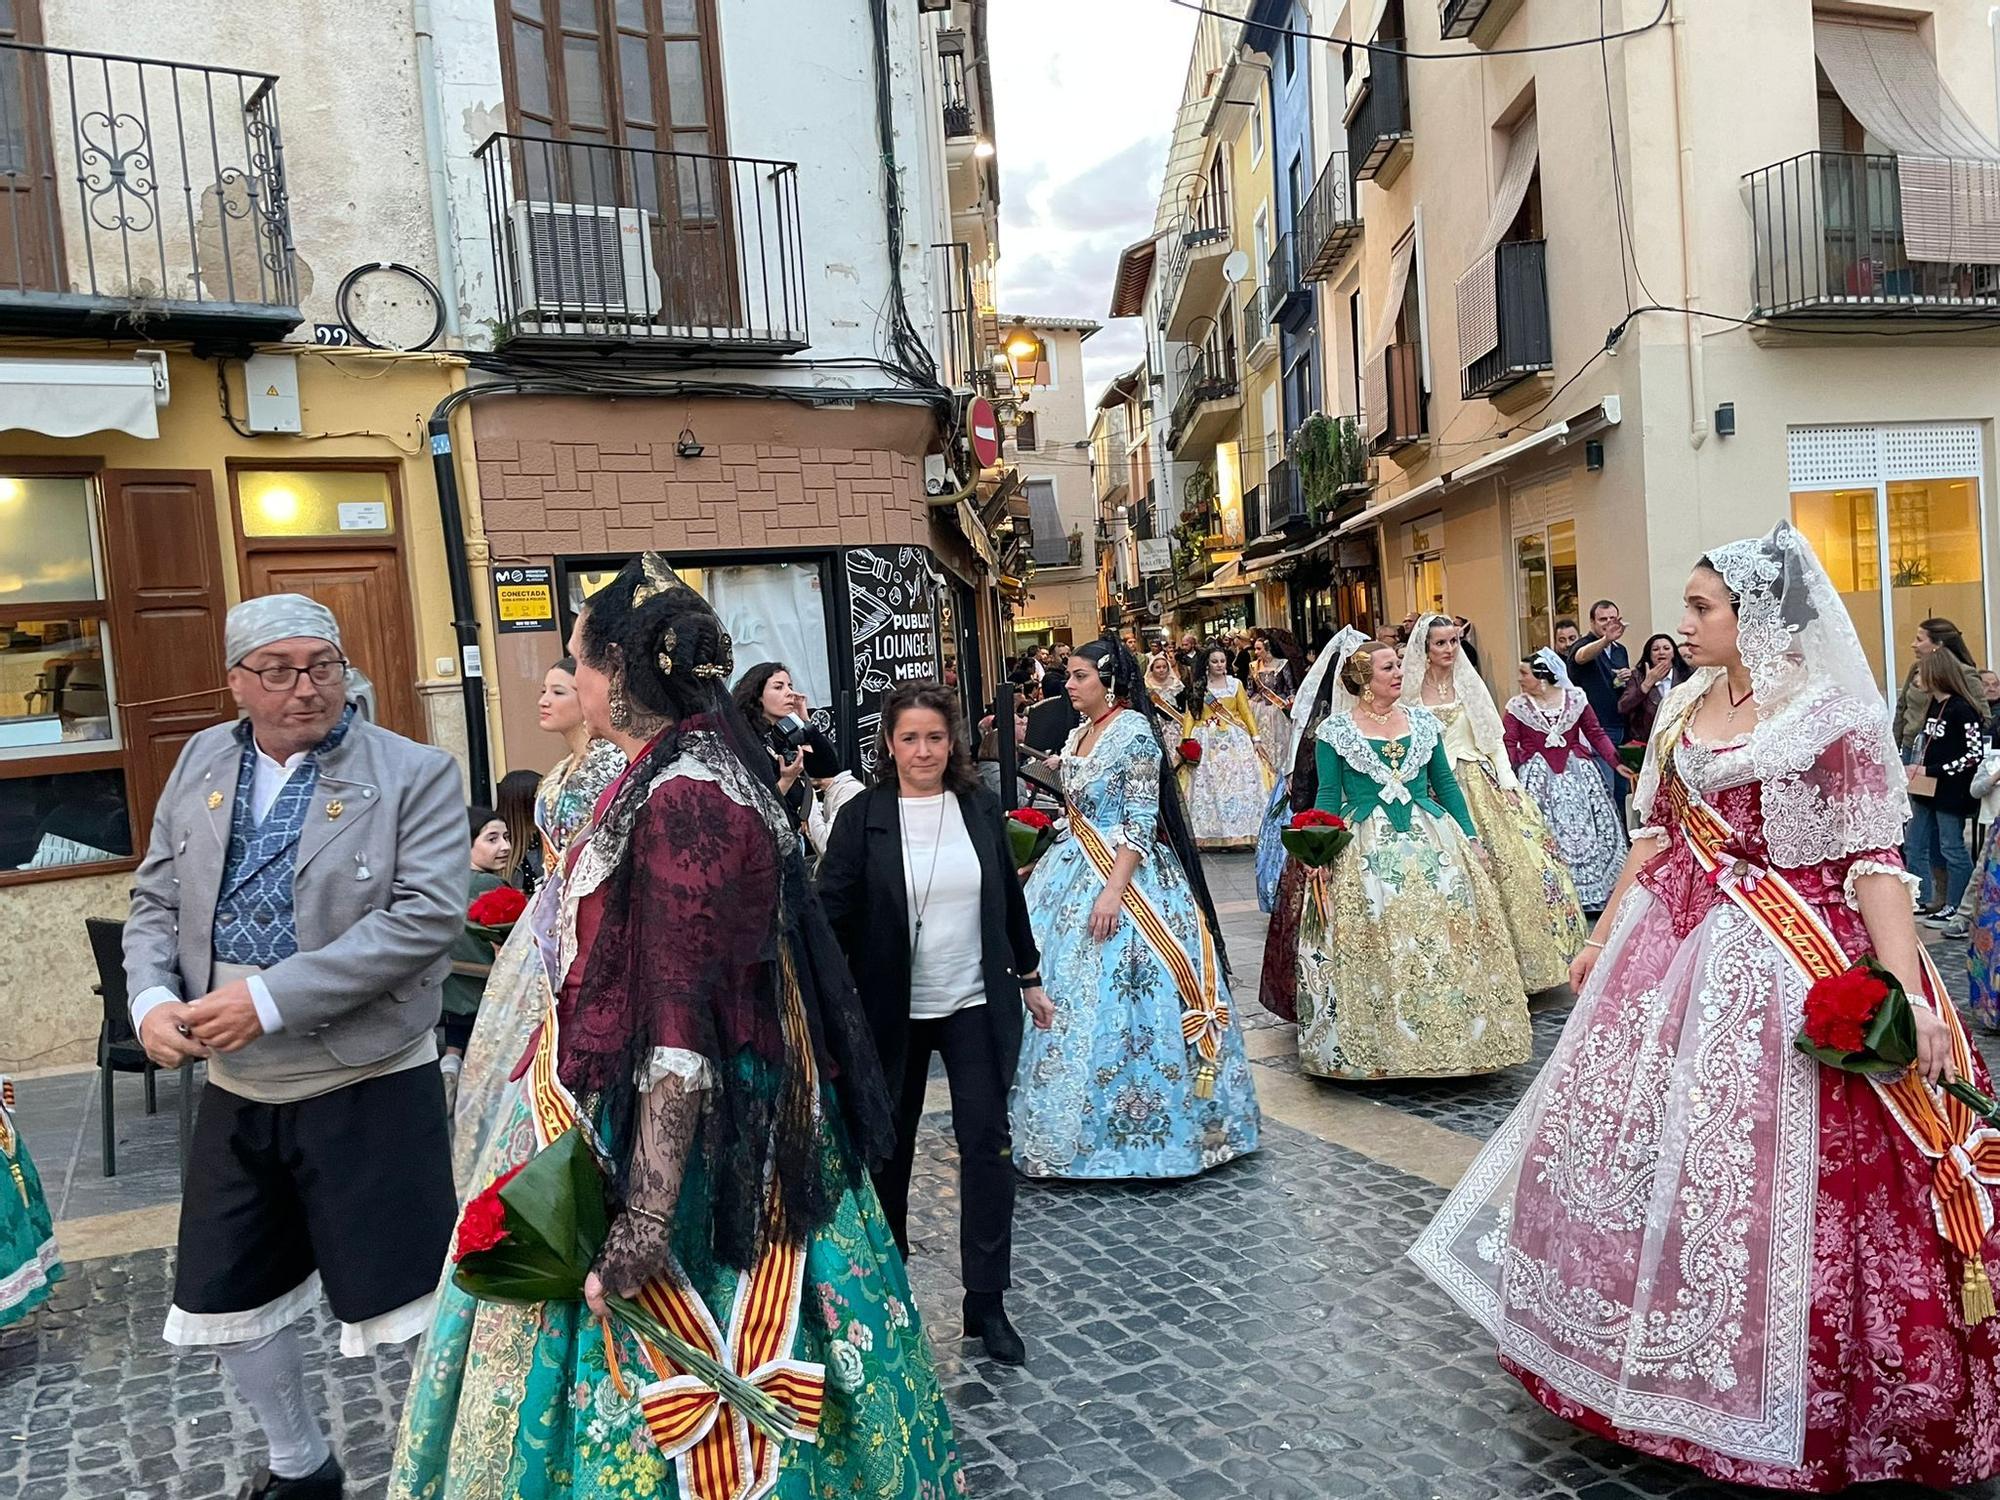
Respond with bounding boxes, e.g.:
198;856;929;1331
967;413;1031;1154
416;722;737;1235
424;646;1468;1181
1177;737;1203;768
1281;809;1353;935
1797;956;2000;1126
1007;806;1057;869
452;1126;805;1443
467;884;528;944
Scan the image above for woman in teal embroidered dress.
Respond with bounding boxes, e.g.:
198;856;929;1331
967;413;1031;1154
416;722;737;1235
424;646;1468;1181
1011;640;1260;1179
390;559;961;1500
0;1077;61;1329
1294;641;1531;1080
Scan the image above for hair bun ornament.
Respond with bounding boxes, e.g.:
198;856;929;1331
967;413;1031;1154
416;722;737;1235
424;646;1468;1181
655;625;679;679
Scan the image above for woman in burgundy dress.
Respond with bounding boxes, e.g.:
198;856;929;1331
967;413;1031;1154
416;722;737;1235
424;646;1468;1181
1414;521;2000;1492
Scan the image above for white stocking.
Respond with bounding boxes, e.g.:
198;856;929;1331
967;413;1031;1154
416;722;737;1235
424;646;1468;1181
217;1326;332;1480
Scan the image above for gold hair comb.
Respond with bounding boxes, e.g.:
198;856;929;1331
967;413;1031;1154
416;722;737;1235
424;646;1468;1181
632;552;682;608
656;625;678;677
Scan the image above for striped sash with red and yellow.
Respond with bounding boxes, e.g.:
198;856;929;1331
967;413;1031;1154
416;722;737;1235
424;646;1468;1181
527;970;827;1500
1068;808;1229;1097
1659;760;2000;1322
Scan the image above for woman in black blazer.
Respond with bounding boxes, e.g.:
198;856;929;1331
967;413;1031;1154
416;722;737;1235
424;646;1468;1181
817;681;1051;1366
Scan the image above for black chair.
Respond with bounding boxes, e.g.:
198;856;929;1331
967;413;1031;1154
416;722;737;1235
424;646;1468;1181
85;916;196;1179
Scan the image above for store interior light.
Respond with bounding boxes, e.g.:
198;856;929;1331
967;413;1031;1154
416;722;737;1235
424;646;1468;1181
0;477;21;505
256;486;300;525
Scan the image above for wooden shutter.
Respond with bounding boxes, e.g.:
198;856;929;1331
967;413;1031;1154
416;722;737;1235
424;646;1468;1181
100;469;231;835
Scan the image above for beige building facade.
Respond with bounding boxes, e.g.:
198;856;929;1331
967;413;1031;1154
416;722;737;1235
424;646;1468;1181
1316;0;2000;704
1011;316;1103;649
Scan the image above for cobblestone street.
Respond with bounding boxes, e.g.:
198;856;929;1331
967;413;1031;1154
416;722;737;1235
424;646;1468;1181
5;852;1999;1500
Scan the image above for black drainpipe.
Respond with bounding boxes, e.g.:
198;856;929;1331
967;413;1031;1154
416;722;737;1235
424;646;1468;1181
428;409;494;805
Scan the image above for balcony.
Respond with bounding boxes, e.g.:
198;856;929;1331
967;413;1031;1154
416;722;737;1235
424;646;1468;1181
1459;239;1552;400
1266;231;1309;324
1348;45;1413;185
477;133;808;352
1264;458;1309;531
934;240;982;390
1367;342;1428;456
1241;283;1277;368
1168;345;1241;457
939;50;974;141
1747;150;2000;319
1297;152;1362;282
1159;176;1231;342
0;41;300;341
1439;0;1526;44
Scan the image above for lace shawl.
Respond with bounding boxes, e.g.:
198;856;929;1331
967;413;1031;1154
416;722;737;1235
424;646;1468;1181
1317;706;1442;795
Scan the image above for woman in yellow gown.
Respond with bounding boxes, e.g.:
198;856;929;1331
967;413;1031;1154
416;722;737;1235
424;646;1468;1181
1179;644;1274;849
1399;615;1588;992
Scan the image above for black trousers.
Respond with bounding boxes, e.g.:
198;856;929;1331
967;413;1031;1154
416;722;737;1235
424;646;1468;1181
871;1005;1013;1297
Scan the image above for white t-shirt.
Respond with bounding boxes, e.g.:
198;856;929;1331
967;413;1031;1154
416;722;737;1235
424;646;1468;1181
898;793;987;1019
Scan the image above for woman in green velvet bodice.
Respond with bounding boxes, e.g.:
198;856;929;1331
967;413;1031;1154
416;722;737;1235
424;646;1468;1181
1293;642;1531;1081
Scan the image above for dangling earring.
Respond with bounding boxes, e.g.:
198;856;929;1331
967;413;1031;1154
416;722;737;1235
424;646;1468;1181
609;681;632;729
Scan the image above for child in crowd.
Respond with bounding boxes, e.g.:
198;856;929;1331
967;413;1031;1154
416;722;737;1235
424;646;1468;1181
441;806;512;1109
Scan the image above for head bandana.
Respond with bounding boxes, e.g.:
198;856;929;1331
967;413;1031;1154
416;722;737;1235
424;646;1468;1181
225;594;341;668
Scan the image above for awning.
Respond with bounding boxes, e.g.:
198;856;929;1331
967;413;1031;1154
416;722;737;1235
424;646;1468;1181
1456;113;1539;364
1108;240;1158;320
1335;395;1621;532
955;497;997;569
1815;17;2000;263
1194;559;1254;599
0;358;160;438
1242;531;1332;573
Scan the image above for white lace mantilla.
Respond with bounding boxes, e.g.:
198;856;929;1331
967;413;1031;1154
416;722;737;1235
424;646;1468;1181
1318;707;1440;807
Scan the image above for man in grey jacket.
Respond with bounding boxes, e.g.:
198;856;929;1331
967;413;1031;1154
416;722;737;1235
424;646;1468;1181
126;594;462;1500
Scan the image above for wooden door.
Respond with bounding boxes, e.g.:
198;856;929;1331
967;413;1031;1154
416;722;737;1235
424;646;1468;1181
244;549;422;741
0;0;62;295
100;470;232;837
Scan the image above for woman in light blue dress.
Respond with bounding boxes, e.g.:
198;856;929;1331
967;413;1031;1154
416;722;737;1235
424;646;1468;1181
1012;640;1260;1179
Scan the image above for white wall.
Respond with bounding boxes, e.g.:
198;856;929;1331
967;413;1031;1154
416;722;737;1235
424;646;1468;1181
41;0;440;328
426;0;956;384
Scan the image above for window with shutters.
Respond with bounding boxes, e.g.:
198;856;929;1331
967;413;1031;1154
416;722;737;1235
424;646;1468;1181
0;466;228;883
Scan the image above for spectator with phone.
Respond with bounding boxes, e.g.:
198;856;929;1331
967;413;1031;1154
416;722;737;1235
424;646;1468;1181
732;660;841;830
1567;599;1633;801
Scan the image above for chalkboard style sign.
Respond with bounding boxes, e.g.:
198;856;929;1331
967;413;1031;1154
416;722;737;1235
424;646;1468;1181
845;546;941;774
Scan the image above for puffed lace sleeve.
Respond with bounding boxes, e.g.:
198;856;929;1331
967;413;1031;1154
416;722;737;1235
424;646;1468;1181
1110;719;1162;852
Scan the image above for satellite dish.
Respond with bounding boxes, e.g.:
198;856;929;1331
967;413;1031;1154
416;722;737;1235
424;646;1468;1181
1222;250;1251;284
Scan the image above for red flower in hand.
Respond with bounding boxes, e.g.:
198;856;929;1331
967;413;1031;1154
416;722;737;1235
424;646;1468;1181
1290;810;1347;831
469;886;528;928
454;1162;524;1261
1802;968;1890;1055
1177;738;1203;765
1009;808;1053;831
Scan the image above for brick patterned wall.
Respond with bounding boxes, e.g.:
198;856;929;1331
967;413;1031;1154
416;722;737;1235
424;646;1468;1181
476;436;933;561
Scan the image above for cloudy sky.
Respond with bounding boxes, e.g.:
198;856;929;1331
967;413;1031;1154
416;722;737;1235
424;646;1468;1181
988;0;1198;401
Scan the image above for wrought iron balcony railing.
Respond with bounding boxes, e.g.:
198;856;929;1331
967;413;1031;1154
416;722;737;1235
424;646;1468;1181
1297;151;1361;282
1747;150;2000;317
1459;239;1552;399
1349;45;1413;181
934;240;981;390
477;132;808;351
1158;174;1231;330
940;50;973;141
1267;230;1306;320
1168;343;1239;449
1268;458;1309;532
0;40;299;338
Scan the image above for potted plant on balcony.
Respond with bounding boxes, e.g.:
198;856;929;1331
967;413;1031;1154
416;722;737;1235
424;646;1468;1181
1295;412;1373;521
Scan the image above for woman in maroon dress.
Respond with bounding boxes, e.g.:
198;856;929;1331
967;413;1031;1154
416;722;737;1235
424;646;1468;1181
1414;521;2000;1491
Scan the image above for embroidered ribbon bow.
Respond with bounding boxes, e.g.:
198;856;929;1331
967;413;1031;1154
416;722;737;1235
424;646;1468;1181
1379;776;1412;806
1543;729;1565;749
1705;836;1766;895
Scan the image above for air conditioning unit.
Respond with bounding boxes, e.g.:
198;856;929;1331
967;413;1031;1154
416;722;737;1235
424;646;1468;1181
506;201;660;321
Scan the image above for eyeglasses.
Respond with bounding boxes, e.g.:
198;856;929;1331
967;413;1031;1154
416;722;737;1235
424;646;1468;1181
243;658;349;691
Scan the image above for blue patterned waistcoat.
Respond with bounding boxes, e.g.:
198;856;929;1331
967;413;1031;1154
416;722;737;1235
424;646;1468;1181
213;707;357;967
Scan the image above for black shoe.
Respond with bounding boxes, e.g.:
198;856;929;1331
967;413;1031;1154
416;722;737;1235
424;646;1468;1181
963;1294;1026;1366
237;1455;344;1500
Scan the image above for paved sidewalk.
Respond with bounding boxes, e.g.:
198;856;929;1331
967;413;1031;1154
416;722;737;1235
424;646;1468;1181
5;851;1997;1500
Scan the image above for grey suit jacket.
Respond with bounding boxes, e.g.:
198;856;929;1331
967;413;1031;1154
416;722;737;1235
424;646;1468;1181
123;716;465;1091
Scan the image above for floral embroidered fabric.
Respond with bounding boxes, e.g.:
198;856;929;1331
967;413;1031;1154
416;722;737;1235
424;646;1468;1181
1412;725;2000;1490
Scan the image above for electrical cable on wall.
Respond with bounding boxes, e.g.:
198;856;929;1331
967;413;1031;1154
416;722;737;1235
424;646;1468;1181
1168;0;1672;60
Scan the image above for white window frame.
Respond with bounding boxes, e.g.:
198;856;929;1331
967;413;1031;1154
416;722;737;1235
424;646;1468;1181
1251;99;1265;165
0;477;122;765
1787;422;1989;701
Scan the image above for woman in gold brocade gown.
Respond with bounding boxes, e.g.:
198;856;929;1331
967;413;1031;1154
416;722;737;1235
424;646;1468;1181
1399;616;1587;992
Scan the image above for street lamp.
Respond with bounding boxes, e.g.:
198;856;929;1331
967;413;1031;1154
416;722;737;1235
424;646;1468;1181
1002;321;1046;386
